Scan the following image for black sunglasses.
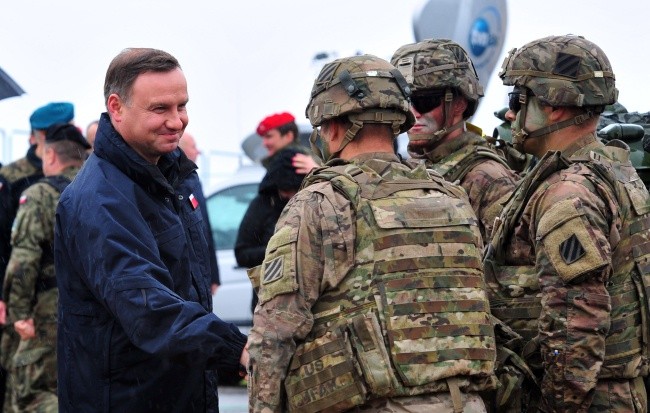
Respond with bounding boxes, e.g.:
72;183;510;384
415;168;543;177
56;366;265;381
508;88;530;113
411;93;446;114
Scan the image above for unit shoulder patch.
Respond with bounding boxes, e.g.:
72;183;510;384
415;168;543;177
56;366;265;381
262;256;284;285
559;233;586;265
538;198;608;283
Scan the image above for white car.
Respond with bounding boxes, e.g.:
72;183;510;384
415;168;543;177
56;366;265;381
205;164;265;328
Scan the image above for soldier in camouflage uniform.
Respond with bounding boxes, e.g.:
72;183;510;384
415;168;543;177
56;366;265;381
484;35;650;412
390;39;518;243
0;102;74;413
247;54;498;413
4;124;89;412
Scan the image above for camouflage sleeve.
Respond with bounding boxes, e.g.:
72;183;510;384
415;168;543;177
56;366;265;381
461;160;517;243
532;178;611;412
247;183;354;413
5;184;54;322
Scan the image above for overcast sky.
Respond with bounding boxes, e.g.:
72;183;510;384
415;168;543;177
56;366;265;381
1;0;648;180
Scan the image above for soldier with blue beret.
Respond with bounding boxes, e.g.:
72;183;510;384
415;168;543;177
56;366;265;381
29;102;74;131
5;123;87;412
0;101;74;411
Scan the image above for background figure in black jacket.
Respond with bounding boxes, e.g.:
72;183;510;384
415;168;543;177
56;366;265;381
235;148;306;313
179;131;220;294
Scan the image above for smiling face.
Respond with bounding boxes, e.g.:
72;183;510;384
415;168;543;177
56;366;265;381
261;129;293;156
108;68;189;164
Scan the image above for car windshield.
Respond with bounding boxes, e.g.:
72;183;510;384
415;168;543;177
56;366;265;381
206;183;259;250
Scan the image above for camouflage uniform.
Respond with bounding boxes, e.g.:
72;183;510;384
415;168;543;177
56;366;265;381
4;165;80;412
485;35;650;412
485;136;650;412
0;147;43;413
391;39;518;244
248;54;497;413
248;154;497;413
0;146;43;288
408;130;518;243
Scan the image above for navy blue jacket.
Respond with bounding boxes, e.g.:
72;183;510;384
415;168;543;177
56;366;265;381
55;113;246;412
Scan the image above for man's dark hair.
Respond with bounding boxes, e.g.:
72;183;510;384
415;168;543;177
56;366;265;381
47;141;87;164
104;48;180;106
277;122;299;142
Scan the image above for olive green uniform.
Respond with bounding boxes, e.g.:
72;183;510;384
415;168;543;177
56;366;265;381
4;166;80;412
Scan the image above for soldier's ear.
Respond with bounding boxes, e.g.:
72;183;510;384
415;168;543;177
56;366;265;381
453;98;468;117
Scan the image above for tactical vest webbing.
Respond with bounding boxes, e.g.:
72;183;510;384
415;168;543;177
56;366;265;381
284;161;497;413
485;145;650;380
431;144;510;184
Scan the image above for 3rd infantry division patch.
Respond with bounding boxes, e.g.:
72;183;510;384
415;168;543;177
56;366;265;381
559;233;586;265
263;256;284;284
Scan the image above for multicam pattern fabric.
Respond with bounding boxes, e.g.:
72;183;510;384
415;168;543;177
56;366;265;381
408;130;518;244
305;55;413;133
0;157;41;184
499;35;617;108
248;152;496;413
485;133;650;412
390;39;483;102
4;166;80;412
348;392;486;412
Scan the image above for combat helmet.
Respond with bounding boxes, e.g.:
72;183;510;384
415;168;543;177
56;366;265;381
499;34;618;142
390;39;484;143
305;54;414;162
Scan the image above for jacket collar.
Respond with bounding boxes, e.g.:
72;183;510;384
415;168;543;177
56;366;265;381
93;113;196;196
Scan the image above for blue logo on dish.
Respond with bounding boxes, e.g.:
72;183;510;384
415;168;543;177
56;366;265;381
469;18;496;57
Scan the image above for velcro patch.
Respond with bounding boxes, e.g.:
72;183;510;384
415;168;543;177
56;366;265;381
538;199;608;283
553;52;580;78
559;234;586;264
262;256;284;285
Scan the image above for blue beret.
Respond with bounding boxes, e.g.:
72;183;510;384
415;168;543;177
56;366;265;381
29;102;74;130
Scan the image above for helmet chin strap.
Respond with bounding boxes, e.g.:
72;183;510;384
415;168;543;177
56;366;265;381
312;111;407;162
514;91;596;147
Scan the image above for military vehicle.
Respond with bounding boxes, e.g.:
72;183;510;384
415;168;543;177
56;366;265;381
490;103;650;187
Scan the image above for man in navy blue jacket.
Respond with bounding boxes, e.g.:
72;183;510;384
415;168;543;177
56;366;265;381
54;48;248;413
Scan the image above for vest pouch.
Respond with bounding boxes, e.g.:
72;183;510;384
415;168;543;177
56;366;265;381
284;328;367;413
347;311;396;396
377;272;496;388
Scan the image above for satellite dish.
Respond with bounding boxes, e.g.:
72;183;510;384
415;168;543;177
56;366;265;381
413;0;508;95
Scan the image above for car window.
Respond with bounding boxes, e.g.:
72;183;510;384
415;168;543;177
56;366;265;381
207;183;259;250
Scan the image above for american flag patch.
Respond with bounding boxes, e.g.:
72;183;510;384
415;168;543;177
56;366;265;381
262;256;284;284
189;193;199;210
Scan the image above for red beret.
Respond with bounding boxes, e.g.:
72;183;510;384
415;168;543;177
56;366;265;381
256;112;295;136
